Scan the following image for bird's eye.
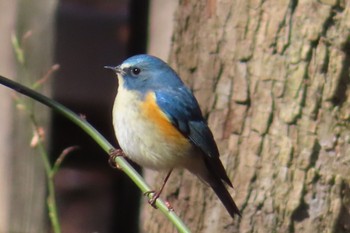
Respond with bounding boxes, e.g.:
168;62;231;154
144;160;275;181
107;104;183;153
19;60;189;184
131;67;141;75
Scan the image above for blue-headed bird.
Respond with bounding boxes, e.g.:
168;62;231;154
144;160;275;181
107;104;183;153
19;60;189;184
105;54;241;218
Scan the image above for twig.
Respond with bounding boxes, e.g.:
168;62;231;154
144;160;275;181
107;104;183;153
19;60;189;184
0;75;191;233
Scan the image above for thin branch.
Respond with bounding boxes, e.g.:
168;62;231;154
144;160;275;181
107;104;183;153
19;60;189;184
0;75;191;233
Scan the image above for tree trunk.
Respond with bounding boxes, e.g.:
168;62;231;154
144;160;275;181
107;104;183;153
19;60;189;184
143;0;350;232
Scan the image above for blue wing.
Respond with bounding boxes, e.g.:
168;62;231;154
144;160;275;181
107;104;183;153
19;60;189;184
155;86;232;186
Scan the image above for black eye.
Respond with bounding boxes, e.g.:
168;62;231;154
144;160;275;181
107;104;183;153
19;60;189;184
131;67;141;75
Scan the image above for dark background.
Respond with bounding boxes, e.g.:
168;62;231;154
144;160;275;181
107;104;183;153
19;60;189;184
51;1;149;232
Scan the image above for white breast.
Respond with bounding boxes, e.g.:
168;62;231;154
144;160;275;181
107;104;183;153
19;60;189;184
112;81;195;170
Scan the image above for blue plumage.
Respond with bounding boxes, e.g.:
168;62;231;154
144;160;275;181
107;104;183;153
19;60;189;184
155;87;201;134
107;54;241;218
118;55;184;96
155;87;233;187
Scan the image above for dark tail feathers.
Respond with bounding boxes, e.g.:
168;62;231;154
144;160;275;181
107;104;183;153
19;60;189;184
208;176;241;218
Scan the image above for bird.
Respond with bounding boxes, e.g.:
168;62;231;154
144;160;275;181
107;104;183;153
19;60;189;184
105;54;241;218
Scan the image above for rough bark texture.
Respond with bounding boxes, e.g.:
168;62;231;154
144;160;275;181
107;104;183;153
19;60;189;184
142;0;350;232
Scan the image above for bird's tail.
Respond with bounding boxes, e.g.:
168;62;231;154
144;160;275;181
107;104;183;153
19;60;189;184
185;156;241;218
207;175;241;218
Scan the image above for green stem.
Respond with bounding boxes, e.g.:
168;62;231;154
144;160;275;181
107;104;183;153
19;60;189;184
0;75;191;233
33;123;61;233
30;114;61;233
47;175;61;233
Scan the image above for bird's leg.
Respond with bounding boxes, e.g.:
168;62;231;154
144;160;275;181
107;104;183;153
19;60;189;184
108;148;125;169
145;169;173;209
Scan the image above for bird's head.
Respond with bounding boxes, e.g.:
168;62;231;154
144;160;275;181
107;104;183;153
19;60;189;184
105;54;184;95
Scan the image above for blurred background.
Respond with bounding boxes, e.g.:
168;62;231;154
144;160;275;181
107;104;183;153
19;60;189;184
0;0;176;232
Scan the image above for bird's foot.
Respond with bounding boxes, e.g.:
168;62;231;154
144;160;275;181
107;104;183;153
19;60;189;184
143;170;173;209
108;148;124;169
144;191;174;211
144;190;159;209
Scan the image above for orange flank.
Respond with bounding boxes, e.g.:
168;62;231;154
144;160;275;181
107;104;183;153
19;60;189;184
141;92;187;144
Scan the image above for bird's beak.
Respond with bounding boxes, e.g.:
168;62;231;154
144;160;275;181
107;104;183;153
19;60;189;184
104;65;122;74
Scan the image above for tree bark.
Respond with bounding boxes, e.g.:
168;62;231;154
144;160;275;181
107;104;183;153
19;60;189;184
143;0;350;232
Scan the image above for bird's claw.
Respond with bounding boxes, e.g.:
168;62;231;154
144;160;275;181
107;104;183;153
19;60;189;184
144;190;159;208
144;191;174;211
108;148;124;169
